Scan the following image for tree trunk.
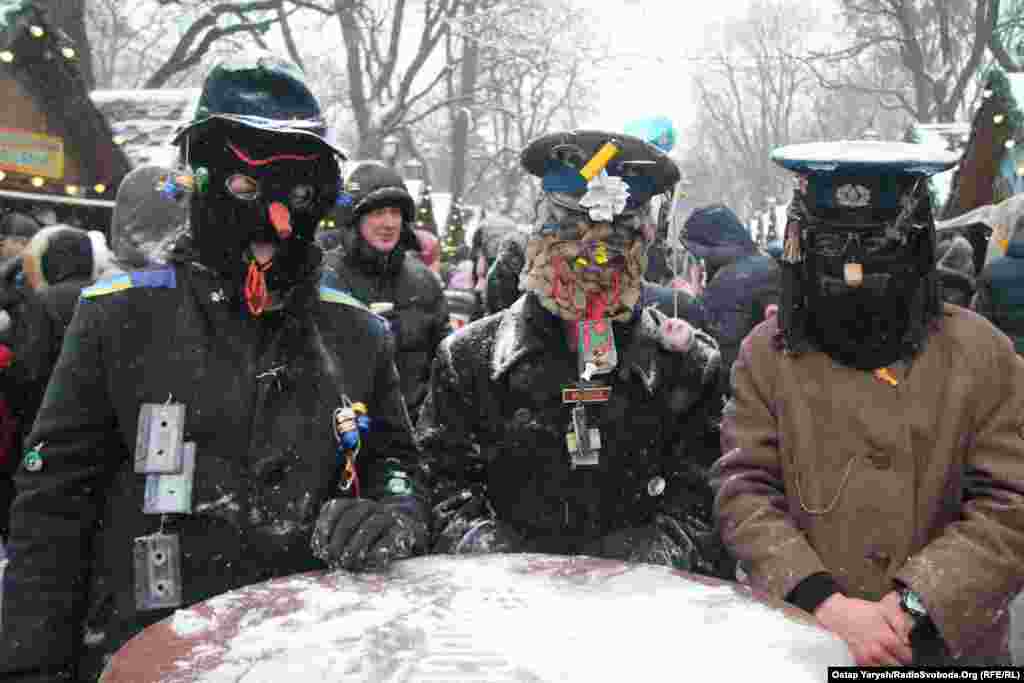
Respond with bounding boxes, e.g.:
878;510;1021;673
38;0;94;90
449;1;480;202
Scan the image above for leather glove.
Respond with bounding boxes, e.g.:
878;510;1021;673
311;498;428;572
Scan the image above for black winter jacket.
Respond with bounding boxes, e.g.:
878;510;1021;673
326;245;449;419
417;293;730;575
0;247;425;683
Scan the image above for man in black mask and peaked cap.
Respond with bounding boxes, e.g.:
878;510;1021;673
713;141;1024;666
1;52;429;683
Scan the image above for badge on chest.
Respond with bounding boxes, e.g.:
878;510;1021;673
562;317;617;468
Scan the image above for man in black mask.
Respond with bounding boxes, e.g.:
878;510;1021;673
712;141;1024;667
1;52;429;683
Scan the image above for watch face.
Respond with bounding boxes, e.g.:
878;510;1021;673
835;183;872;208
902;589;927;617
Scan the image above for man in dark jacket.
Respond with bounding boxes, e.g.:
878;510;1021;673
685;204;780;395
418;130;730;576
326;161;449;419
1;53;428;683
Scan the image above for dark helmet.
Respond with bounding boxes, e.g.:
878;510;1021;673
173;51;345;160
339;161;415;226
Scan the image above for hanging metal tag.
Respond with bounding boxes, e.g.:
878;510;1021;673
569;405;600;468
134;402;186;474
133;532;183;610
578;318;618;380
143;442;196;515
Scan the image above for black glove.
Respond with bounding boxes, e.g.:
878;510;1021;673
586;514;720;574
311;498;428;572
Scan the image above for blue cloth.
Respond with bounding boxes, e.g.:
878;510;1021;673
974;240;1024;354
702;253;780;393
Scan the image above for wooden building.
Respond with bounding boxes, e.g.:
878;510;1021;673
0;0;131;230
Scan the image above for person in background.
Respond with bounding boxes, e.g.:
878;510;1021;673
0;211;40;544
326;161;450;419
933;233;975;307
109;164;188;269
8;225;115;445
684;204;780;396
713;141;1024;666
972;220;1024;353
414;227;442;283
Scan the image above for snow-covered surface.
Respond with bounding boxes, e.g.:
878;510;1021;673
103;554;853;683
772;140;960;176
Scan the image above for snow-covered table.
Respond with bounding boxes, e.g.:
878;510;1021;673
101;553;854;682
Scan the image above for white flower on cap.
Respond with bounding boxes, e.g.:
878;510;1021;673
579;172;630;222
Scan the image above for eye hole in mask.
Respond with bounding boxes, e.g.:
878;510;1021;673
226;174;260;201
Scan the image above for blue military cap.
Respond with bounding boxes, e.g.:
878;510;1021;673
771;140;958;212
521;129;680;216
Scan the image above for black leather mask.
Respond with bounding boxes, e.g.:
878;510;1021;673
187;127;339;289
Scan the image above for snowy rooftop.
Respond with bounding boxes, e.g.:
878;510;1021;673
90;88;200;168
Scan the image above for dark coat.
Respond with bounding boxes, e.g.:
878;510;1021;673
326;246;450;419
701;253;780;394
1;248;424;682
417;293;730;574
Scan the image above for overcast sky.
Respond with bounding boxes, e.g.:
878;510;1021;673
577;0;760;133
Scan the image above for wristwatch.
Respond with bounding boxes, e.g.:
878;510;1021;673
899;587;928;624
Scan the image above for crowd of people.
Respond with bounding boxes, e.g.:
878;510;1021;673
0;49;1022;682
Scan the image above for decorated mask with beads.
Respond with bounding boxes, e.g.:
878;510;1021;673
519;129;678;322
172;51;346;315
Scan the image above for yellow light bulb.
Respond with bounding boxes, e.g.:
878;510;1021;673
31;176;44;187
112;135;126;145
61;46;75;60
93;183;107;194
29;25;44;38
1007;139;1017;149
994;113;1006;124
0;51;13;63
0;170;6;182
65;185;78;195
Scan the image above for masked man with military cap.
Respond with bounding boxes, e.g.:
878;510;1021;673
1;52;429;683
417;130;731;576
711;140;1024;666
324;161;449;418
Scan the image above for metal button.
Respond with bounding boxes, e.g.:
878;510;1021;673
513;408;532;424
